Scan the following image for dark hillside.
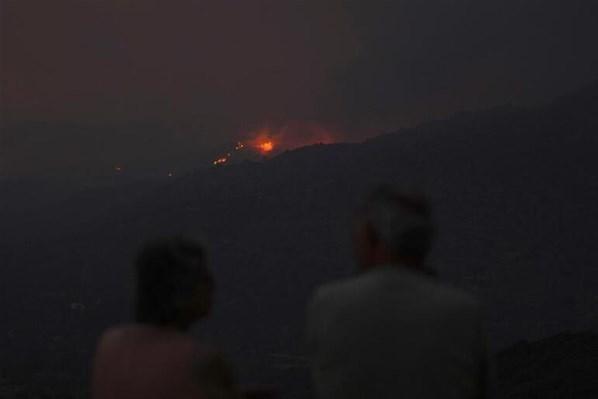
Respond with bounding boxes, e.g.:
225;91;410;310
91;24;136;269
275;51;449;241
1;83;597;396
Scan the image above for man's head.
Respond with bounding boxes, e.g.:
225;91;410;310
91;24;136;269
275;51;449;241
135;236;213;330
354;187;435;270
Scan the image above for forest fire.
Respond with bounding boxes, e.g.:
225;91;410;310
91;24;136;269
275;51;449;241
212;157;228;166
256;140;274;154
211;123;340;167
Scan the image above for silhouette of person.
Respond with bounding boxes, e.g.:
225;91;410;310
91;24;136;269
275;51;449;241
91;236;240;399
306;187;492;399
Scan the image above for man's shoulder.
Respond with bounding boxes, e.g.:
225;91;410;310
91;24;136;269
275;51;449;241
409;272;480;309
309;274;364;308
310;267;481;315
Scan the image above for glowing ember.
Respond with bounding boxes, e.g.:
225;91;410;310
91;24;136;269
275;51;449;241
210;123;340;166
212;157;228;166
257;140;274;153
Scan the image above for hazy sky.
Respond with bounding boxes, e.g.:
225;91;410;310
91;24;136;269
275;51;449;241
2;0;597;176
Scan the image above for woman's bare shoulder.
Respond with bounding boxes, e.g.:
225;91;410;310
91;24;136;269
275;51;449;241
97;324;138;346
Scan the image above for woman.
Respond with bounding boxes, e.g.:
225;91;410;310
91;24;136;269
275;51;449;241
91;236;240;399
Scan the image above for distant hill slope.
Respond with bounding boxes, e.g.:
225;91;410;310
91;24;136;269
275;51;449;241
1;82;597;395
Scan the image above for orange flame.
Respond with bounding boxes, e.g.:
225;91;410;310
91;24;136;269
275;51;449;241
210;122;343;166
256;140;274;154
212;157;228;166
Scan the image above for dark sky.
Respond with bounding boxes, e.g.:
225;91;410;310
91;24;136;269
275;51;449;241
2;0;597;176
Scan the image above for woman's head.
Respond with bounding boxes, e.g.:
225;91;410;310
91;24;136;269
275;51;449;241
134;236;213;330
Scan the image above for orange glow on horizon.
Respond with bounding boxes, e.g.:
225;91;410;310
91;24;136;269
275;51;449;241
256;140;274;153
209;123;343;166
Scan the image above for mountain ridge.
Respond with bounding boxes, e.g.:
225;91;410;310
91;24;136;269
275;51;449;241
1;82;597;395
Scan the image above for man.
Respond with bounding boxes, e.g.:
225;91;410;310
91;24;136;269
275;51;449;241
91;237;240;399
307;188;491;399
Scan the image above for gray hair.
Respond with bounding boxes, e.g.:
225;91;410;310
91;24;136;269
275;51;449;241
359;187;435;259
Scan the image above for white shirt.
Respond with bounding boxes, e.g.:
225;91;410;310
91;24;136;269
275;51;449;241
307;265;491;399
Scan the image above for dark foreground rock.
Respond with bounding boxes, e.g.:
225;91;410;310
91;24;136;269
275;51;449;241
497;331;598;399
2;331;596;398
